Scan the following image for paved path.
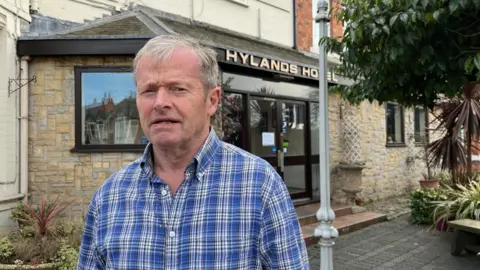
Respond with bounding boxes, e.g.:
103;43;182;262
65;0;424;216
308;215;480;269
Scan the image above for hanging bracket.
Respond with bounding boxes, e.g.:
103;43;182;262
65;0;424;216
8;75;37;96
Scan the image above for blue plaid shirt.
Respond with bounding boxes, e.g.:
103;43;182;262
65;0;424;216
77;129;309;269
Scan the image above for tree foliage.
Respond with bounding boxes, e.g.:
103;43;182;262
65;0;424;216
322;0;480;108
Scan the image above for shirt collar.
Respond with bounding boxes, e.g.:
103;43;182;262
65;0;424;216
140;127;221;182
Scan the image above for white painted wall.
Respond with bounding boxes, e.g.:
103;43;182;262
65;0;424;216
35;0;294;47
0;0;31;233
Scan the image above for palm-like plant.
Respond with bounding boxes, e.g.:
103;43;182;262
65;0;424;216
428;83;480;183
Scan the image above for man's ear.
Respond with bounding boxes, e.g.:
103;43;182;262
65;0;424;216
207;86;221;117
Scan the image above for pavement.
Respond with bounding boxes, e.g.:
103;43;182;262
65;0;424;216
307;215;480;270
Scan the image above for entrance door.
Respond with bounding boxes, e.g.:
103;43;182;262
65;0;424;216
249;97;310;199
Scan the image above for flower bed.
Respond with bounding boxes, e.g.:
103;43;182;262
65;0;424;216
0;198;82;270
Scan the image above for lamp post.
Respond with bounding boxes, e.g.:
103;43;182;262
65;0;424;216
314;1;338;269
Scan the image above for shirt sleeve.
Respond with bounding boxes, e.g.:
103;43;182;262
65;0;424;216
77;191;105;270
259;171;310;269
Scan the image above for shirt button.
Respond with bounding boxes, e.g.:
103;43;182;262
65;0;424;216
169;231;176;238
161;189;167;196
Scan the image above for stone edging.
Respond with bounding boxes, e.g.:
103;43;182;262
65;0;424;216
0;263;58;270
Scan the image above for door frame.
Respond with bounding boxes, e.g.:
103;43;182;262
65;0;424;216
246;93;313;200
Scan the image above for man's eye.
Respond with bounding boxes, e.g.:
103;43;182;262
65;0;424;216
172;86;186;91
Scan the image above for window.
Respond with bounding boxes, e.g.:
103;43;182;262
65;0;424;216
414;107;428;145
385;102;405;145
74;67;147;152
312;0;331;53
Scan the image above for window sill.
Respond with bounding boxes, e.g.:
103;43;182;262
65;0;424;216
414;143;428;147
70;146;146;153
386;143;407;148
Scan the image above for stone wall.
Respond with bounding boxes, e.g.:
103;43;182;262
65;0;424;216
356;101;425;203
28;56;140;220
322;96;426;205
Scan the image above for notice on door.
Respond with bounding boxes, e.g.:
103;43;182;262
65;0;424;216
262;132;275;146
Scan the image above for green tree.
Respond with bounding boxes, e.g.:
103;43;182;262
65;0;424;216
322;0;480;109
321;0;480;180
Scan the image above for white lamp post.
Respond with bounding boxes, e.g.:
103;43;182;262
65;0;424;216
314;1;338;269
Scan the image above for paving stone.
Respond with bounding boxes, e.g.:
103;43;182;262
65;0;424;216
308;215;480;269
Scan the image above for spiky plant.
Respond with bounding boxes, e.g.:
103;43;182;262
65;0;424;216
431;180;480;224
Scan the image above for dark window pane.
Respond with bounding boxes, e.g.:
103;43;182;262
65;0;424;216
386;103;404;143
414;108;426;143
81;72;146;145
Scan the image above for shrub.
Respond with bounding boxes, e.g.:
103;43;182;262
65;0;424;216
11;197;69;237
55;243;79;270
432;180;480;222
409;188;449;225
1;197;82;266
0;237;13;264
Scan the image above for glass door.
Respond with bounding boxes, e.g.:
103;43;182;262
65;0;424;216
248;97;278;171
279;100;309;198
249;97;310;199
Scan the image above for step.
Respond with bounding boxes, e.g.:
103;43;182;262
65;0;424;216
296;203;352;227
302;212;388;246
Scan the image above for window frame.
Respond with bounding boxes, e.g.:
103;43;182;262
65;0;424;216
414;106;429;146
385;102;406;147
72;66;146;153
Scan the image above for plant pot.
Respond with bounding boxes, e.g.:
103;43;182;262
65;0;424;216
0;263;58;270
419;179;440;189
434;216;451;232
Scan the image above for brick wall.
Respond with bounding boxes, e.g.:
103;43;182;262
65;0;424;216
296;0;344;52
330;0;344;40
295;0;313;51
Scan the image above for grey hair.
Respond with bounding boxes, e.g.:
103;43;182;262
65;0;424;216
133;34;219;90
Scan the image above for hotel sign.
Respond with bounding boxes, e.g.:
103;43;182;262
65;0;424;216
223;49;337;82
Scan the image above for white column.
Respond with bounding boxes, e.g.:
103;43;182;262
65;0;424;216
314;1;338;270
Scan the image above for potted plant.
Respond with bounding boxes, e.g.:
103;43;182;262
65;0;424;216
0;197;81;270
413;131;440;189
419;172;440;189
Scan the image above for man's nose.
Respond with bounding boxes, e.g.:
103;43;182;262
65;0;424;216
152;88;172;109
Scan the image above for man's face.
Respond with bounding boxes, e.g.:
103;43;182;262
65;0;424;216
135;47;220;148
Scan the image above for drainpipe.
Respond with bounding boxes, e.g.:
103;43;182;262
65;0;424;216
292;0;297;49
19;56;30;201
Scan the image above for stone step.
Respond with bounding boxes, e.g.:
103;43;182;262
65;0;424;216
302;212;388;246
296;203;353;227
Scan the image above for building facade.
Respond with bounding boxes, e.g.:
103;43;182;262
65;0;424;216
0;0;32;233
4;0;431;225
296;0;430;203
33;0;295;47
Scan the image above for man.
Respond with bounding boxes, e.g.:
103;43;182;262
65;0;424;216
77;34;309;269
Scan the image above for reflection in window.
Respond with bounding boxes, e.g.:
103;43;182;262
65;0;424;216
213;92;245;148
81;72;146;145
222;72;318;100
414;107;427;144
386;102;404;144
